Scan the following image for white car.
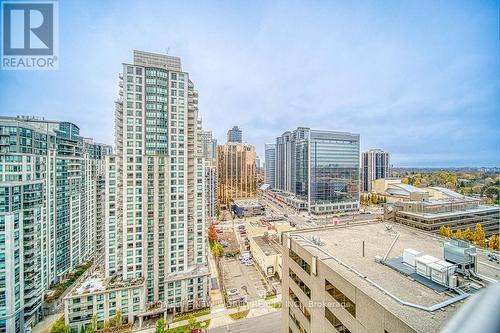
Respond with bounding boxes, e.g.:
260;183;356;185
228;288;239;296
244;261;253;266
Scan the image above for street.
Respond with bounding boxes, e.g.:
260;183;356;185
207;311;280;333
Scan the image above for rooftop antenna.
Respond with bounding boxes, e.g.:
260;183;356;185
165;47;170;54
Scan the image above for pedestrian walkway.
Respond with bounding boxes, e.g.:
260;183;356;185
136;295;282;332
32;313;63;333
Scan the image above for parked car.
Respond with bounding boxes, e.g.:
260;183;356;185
228;288;239;296
216;229;223;233
244;261;253;266
238;225;245;229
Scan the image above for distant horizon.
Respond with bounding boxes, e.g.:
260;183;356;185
0;1;498;167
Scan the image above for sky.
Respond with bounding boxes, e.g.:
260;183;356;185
0;0;499;167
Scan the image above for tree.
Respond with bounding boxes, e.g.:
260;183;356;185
473;223;486;247
454;229;464;240
90;314;97;332
50;317;69;333
439;226;447;236
103;320;110;333
208;225;218;242
488;234;499;251
462;227;473;241
113;308;122;327
155;317;166;333
212;243;224;258
187;314;198;330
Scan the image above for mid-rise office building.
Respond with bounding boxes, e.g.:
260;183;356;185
282;222;496;333
361;148;390;192
275;127;360;214
375;179;500;236
227;126;242;143
0;116;109;333
264;143;276;188
217;143;256;207
64;51;210;331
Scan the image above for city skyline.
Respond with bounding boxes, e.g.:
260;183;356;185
0;1;498;168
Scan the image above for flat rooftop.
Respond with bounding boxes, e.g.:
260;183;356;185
253;235;281;256
66;268;144;298
289;222;498;333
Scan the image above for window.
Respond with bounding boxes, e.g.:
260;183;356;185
325;279;355;317
325;307;351;333
289;289;310;321
289;249;310;274
289;268;311;298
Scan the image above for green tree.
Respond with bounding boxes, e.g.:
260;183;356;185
90;314;97;332
212;243;224;258
155;317;166;333
113;308;122;327
103;320;110;333
50;317;69;333
187;314;198;330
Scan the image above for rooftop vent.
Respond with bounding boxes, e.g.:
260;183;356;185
311;235;323;246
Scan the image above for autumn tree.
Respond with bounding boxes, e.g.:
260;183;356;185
488;234;499;251
473;224;486;247
462;227;473;241
208;225;218;242
454;229;464;240
212;243;224;258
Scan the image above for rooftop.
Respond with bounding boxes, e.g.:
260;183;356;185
253;235;281;256
66;268;144;298
288;222;498;333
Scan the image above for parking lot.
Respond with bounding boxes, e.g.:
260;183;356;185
220;257;267;303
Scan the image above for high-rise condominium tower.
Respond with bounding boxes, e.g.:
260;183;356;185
264;143;276;188
275;127;360;214
0;116;109;333
361;149;390;192
227;126;242;143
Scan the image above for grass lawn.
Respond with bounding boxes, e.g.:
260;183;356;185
229;309;250;320
167;319;210;333
172;307;211;323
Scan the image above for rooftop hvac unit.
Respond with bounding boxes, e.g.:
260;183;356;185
428;260;456;286
415;255;440;278
403;248;423;267
448;275;458;288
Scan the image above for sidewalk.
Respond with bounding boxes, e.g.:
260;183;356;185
136;295;282;332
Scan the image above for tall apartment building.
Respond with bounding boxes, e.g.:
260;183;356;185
282;223;496;333
199;127;217;221
199;129;217;162
64;51;210;331
217;143;256;207
264;143;276;188
274;127;360;214
361;148;390;192
0;116;109;333
227;126;242;143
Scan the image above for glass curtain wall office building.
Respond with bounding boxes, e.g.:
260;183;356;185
264;143;276;188
275;128;360;214
0;116;109;333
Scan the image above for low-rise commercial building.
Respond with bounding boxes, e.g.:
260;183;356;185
249;235;282;278
281;222;497;333
374;179;500;236
231;199;265;218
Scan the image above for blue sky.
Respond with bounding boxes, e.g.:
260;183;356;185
0;0;499;167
